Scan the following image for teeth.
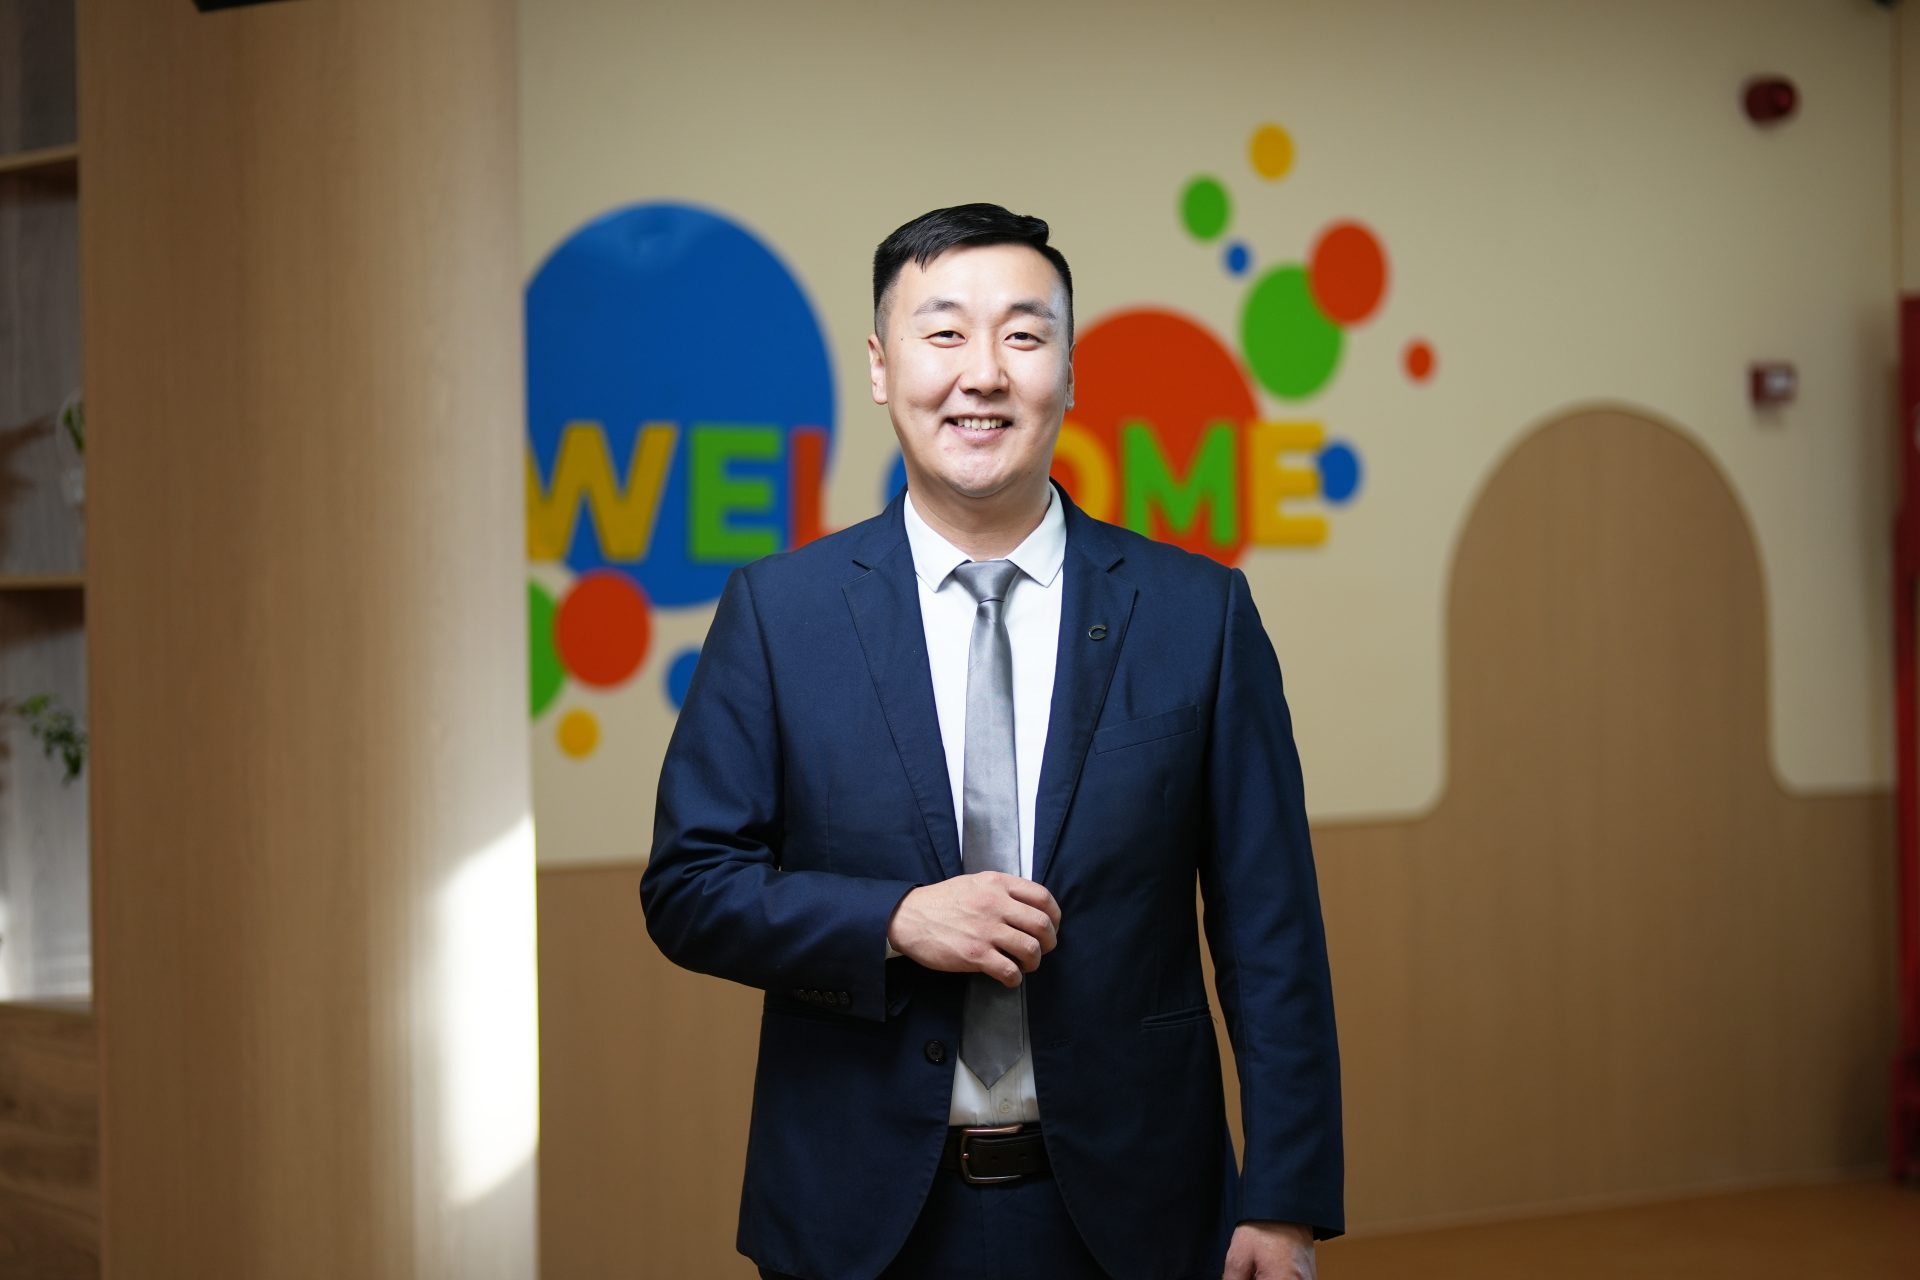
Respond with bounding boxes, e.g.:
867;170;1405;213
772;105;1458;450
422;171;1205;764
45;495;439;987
951;417;1009;431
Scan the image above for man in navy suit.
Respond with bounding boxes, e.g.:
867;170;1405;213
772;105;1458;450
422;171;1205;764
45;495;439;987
641;205;1342;1280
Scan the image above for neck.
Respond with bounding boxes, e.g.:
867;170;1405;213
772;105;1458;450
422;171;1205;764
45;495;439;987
909;477;1052;561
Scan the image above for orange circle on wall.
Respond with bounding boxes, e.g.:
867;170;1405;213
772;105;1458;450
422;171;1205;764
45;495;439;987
1064;307;1258;564
1405;339;1436;382
1309;222;1388;326
556;569;652;688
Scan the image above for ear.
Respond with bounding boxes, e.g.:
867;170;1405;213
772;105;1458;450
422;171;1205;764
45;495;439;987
867;332;889;406
1064;343;1076;411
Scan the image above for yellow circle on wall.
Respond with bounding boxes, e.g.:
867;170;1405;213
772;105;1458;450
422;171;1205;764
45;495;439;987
1250;123;1294;181
557;708;600;758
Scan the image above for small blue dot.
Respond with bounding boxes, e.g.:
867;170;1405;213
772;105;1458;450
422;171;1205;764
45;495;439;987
1224;241;1252;277
1318;442;1362;504
884;452;908;506
666;647;702;710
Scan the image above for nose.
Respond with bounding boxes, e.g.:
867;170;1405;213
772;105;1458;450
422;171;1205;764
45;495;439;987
957;337;1008;397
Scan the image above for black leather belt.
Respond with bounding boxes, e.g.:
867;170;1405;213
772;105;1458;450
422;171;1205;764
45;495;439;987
939;1123;1050;1185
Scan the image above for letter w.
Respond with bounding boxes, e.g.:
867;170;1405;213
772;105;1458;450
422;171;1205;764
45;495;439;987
525;421;677;562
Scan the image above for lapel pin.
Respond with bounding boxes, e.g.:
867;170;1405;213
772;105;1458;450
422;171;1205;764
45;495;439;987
1088;624;1108;641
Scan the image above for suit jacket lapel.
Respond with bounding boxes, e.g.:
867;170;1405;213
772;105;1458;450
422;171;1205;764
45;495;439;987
843;495;963;881
1031;489;1136;887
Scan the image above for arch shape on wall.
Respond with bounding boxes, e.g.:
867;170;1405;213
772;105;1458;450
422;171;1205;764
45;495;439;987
1301;406;1894;1229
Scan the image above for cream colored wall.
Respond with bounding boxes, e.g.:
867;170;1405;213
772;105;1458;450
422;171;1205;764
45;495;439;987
1902;4;1920;292
522;0;1895;862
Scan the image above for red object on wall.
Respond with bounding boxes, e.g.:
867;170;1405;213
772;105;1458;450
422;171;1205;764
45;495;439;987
1749;362;1797;407
1743;76;1798;125
1892;297;1920;1183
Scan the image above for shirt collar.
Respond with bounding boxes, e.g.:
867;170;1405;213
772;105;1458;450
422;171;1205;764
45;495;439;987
902;483;1066;592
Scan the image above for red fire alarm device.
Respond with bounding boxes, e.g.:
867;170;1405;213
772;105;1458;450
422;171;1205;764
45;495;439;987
1744;76;1798;125
1749;362;1797;407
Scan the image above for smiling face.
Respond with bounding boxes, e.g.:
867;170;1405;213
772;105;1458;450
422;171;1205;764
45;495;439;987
868;242;1074;522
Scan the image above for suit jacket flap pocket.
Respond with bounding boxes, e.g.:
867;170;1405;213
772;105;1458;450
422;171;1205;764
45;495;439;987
1139;1003;1214;1029
1094;703;1200;754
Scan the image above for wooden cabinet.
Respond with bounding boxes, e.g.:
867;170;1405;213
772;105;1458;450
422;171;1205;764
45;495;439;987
3;17;101;1280
0;999;96;1280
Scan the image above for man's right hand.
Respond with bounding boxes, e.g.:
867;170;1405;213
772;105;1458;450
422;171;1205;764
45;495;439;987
886;873;1061;987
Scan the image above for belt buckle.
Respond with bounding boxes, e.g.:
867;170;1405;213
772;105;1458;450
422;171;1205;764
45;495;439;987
957;1123;1027;1186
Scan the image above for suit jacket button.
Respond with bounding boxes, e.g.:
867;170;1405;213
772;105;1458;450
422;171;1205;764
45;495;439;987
924;1040;947;1064
837;991;850;1005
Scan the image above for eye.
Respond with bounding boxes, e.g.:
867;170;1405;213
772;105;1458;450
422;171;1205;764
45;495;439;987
927;329;964;344
1007;331;1043;346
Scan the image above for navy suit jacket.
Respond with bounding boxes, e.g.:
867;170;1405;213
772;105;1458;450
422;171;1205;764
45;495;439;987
641;481;1343;1280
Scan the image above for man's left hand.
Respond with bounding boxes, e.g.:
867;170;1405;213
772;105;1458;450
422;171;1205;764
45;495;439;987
1222;1221;1315;1280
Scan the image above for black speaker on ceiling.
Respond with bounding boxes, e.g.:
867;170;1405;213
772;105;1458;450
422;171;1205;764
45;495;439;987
194;0;301;11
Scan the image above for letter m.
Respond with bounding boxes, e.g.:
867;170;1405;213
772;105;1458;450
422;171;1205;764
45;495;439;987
1120;421;1237;546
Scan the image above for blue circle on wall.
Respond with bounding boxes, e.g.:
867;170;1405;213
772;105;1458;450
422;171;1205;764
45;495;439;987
526;204;835;607
1318;441;1362;504
884;452;908;506
666;646;702;709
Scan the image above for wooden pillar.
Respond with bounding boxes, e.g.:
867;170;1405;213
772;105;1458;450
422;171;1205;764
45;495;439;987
77;1;533;1275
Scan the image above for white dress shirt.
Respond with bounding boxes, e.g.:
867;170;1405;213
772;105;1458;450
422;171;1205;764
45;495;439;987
900;485;1065;1126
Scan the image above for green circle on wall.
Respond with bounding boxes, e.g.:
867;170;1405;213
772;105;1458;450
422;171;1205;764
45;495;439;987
1241;264;1343;400
530;580;563;717
1180;177;1231;241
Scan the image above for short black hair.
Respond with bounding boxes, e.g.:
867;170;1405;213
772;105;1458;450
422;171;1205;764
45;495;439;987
871;203;1074;340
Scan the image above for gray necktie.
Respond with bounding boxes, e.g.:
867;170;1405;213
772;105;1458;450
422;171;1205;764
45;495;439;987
950;559;1026;1089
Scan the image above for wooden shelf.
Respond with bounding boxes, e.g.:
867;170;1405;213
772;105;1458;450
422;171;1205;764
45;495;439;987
0;143;78;179
0;573;85;591
1;0;92;1036
0;996;92;1018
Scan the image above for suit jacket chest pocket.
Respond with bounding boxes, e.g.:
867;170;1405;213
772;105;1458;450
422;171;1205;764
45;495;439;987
1092;703;1200;754
1081;703;1203;836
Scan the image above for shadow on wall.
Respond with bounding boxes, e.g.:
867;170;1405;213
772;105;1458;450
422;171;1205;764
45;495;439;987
1292;406;1895;1230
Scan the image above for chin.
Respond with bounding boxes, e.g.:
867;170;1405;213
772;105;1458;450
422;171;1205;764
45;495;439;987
932;467;1018;499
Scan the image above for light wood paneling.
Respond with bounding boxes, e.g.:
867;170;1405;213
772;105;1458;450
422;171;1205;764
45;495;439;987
537;866;762;1280
79;1;530;1276
1321;1177;1920;1280
535;408;1894;1274
0;1000;97;1279
1292;410;1894;1230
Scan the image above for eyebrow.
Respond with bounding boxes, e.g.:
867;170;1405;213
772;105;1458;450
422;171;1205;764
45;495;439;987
911;297;1059;325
